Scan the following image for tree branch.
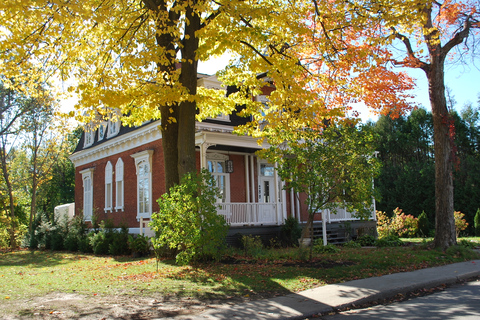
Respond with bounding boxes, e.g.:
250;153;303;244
391;27;429;71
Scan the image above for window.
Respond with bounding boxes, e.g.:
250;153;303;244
104;161;113;212
131;150;153;219
115;158;124;211
84;129;95;148
207;153;230;203
107;119;120;138
98;122;107;141
80;168;94;221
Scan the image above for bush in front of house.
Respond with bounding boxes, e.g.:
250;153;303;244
475;209;480;237
280;216;302;247
377;208;418;238
128;234;151;257
26;212;131;256
89;220;131;256
150;170;229;265
241;234;265;257
454;211;469;238
417;211;430;237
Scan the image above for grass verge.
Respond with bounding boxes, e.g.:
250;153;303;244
1;242;479;303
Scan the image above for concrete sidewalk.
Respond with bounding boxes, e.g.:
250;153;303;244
177;259;480;320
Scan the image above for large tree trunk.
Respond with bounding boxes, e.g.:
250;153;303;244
148;1;199;191
177;8;200;180
160;104;179;191
427;60;456;251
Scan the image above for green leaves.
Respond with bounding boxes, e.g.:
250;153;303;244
150;170;228;265
262;124;380;220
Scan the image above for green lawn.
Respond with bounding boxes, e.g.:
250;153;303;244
1;242;478;303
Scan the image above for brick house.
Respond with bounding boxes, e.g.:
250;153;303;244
69;73;375;244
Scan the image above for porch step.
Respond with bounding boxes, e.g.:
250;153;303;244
311;223;348;244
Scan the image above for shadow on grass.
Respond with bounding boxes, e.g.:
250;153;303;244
0;250;84;268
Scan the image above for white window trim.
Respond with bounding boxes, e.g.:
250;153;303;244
107;119;120;138
207;153;230;203
104;161;113;212
131;150;153;220
115;158;124;211
80;168;94;221
84;129;95;148
98;122;107;141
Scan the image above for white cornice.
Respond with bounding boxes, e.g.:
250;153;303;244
195;131;270;150
70;121;162;168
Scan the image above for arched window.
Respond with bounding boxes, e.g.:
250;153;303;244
104;161;113;212
131;150;153;219
115;158;124;211
84;129;95;148
80;168;94;221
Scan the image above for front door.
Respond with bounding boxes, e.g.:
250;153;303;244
258;163;276;222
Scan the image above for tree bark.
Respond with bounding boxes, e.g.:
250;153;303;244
0;144;16;250
147;0;199;191
177;8;200;180
426;57;456;251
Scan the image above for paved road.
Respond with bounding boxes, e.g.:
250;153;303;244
320;279;480;320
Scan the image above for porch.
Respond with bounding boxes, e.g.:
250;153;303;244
216;202;374;226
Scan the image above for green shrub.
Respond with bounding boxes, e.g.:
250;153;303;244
417;211;430;237
280;216;301;247
79;231;94;253
445;245;478;260
474;209;480;237
313;240;340;253
454;211;469;238
89;220;118;255
241;234;264;257
109;225;130;256
150;170;228;265
128;234;151;257
458;239;478;249
64;216;89;252
376;208;418;238
343;240;361;248
357;234;376;246
375;235;403;247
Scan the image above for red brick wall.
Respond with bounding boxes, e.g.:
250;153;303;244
229;154;246;202
74;139;166;228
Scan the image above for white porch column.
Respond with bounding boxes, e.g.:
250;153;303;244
245;154;250;203
249;155;255;202
199;142;215;170
274;162;280;225
295;192;301;223
322;214;327;246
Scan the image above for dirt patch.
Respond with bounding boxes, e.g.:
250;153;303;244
0;292;219;319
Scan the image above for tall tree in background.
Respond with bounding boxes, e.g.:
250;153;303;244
0;82;34;248
328;0;479;249
19;93;70;233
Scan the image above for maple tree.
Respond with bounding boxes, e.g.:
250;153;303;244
0;0;417;192
346;0;479;250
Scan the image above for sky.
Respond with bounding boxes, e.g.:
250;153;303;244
198;54;480;123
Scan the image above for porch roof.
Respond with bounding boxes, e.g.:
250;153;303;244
195;130;271;151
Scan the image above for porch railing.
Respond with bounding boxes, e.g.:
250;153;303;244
217;202;280;226
320;207;376;223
